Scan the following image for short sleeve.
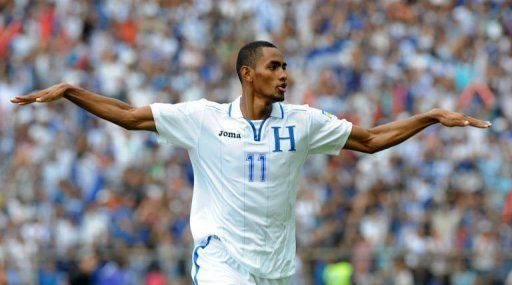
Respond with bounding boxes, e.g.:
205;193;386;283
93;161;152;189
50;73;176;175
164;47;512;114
150;99;206;149
308;107;353;155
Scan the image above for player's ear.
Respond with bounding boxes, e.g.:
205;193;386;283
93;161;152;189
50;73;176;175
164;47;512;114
241;66;253;83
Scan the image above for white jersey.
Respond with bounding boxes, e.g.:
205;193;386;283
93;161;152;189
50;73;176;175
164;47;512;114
150;96;352;278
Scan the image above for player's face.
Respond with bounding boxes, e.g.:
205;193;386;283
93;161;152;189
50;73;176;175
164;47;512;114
251;48;288;102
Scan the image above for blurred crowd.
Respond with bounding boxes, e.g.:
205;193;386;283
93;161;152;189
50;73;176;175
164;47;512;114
0;0;511;284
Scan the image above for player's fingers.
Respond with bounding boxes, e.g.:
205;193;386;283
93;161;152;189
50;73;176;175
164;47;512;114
453;114;491;128
435;111;490;128
10;96;29;103
10;97;22;103
466;117;492;128
10;95;38;104
12;89;47;101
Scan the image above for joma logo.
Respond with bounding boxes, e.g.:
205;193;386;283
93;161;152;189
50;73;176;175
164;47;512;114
218;130;241;139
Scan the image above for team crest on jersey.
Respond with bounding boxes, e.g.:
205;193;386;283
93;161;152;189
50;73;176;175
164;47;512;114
322;110;334;119
218;130;242;139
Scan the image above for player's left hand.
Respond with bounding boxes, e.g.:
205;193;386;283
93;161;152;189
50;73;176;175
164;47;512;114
430;108;492;128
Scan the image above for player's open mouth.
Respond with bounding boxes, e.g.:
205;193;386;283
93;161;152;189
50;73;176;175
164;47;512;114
277;83;287;93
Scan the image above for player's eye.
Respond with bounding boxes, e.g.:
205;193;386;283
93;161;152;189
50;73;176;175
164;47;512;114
268;62;283;71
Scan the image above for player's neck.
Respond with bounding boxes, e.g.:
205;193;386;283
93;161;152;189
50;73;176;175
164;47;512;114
240;94;272;120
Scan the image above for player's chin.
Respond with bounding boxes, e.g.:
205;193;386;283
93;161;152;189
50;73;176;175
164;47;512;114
273;91;285;102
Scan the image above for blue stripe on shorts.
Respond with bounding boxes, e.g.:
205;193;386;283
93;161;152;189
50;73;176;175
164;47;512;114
192;236;213;285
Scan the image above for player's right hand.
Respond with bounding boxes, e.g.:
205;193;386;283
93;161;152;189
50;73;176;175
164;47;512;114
10;83;70;105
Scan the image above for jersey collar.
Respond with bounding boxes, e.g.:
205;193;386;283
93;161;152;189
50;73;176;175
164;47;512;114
228;96;284;119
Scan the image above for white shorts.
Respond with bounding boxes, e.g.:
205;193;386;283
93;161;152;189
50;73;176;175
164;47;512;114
191;235;292;285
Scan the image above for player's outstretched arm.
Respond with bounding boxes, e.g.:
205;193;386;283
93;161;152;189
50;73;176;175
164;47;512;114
343;108;492;154
10;83;156;132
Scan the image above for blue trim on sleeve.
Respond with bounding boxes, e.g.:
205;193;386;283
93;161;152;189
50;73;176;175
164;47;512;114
192;236;213;285
279;103;284;119
228;103;232;117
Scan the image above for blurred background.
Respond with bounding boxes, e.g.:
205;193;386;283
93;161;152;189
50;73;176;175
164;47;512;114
0;0;511;284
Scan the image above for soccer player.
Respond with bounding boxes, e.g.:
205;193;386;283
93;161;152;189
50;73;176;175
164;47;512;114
11;41;491;284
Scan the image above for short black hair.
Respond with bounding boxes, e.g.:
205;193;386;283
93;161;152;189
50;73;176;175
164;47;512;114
236;41;277;82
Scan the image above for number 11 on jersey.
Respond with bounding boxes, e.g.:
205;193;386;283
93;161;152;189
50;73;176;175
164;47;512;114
246;153;266;182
